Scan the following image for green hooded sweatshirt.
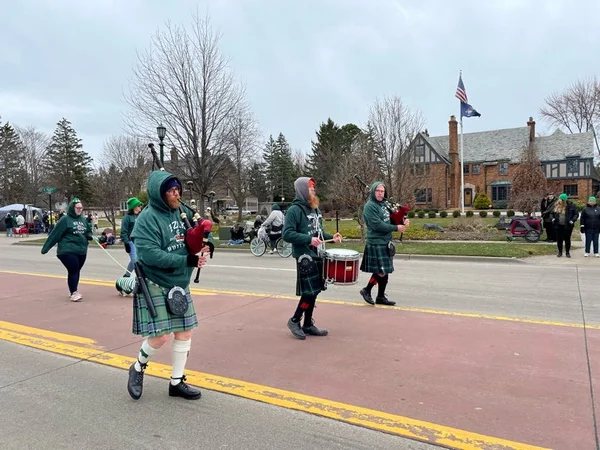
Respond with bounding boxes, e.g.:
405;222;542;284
120;210;139;244
283;177;333;259
131;170;196;289
41;199;92;256
363;181;397;245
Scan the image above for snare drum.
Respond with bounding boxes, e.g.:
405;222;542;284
324;249;360;285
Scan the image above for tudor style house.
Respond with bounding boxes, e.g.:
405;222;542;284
408;116;598;209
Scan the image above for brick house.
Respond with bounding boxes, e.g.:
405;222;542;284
408;116;598;209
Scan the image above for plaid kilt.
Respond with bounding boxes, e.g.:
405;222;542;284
296;257;326;297
132;280;198;337
360;243;394;274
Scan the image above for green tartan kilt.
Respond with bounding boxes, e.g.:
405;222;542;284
295;257;326;297
360;244;395;274
132;280;198;337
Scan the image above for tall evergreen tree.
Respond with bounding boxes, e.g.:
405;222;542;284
273;133;296;202
0;122;27;205
43;118;93;203
247;161;269;202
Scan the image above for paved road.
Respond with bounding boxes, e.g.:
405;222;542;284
3;238;599;325
0;341;434;450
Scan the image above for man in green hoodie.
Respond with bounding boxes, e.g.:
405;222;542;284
41;198;93;302
359;182;409;306
127;170;209;401
120;197;143;277
283;177;342;340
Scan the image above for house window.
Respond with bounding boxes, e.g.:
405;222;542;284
463;164;469;174
566;159;579;176
564;184;578;197
499;163;509;175
414;188;432;204
415;144;425;158
492;186;510;202
472;164;481;174
550;163;559;178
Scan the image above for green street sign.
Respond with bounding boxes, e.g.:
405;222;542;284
40;187;57;194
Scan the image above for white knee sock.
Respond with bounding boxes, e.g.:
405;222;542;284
170;339;192;385
134;340;157;371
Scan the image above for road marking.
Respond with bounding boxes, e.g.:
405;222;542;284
0;322;549;450
0;270;596;330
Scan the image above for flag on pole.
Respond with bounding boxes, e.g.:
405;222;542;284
455;73;481;118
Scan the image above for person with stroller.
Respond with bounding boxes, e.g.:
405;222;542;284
580;196;600;257
551;193;579;258
261;204;284;254
541;193;557;242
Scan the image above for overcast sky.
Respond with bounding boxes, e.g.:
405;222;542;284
1;0;599;160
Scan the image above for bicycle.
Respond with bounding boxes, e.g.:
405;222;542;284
250;227;292;257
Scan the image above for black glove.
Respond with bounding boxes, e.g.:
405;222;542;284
124;243;131;254
580;226;584;234
186;254;199;267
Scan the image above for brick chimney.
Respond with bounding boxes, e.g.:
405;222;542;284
448;115;459;208
527;117;536;143
170;147;178;165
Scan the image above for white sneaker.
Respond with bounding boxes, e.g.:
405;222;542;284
595;254;600;258
70;292;83;302
584;253;589;257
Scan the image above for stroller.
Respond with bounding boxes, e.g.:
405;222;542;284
506;217;541;242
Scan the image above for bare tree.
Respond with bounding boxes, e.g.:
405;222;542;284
89;165;125;234
101;135;152;197
540;77;600;154
16;126;50;204
368;96;426;204
292;149;308;175
330;130;382;240
124;12;245;212
510;143;547;216
222;103;261;222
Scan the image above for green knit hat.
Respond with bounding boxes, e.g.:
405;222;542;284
126;197;142;210
559;193;568;201
589;196;597;203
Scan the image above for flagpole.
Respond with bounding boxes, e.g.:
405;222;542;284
460;115;465;214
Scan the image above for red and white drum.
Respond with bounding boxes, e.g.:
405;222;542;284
324;249;360;285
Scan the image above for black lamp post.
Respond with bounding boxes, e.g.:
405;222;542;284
156;124;166;166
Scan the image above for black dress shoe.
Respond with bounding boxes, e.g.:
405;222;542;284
302;320;328;336
360;288;375;305
566;253;571;258
287;318;307;340
375;295;396;306
169;375;202;400
127;362;146;400
557;252;562;257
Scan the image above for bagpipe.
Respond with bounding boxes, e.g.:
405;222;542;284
147;143;214;283
354;175;410;226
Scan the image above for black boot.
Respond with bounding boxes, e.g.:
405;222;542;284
302;319;328;336
360;288;375;305
168;375;202;400
557;252;562;257
375;294;396;306
127;362;146;400
287;318;306;340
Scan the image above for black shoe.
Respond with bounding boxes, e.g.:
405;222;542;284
566;253;571;258
287;318;306;340
168;375;202;400
375;295;396;306
127;362;146;400
302;320;328;336
123;273;130;278
557;252;562;258
360;288;375;305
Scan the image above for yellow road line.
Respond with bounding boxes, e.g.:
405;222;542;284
1;269;596;330
0;323;549;450
0;321;99;347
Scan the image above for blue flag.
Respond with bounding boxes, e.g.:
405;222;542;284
461;101;481;118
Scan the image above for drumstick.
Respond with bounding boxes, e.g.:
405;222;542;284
322;238;336;243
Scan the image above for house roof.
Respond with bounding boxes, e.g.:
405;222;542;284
425;127;595;163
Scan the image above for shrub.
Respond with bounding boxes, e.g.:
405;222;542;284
466;210;474;217
407;211;415;218
414;209;422;213
493;210;501;217
422;209;429;213
452;210;460;218
430;208;439;213
417;211;425;218
572;199;586;212
428;211;436;218
439;211;448;218
507;210;515;217
479;211;488;218
473;193;491;209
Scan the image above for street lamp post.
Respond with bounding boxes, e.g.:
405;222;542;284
156;124;166;166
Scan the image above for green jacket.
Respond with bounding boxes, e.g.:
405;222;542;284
120;212;138;244
41;200;92;256
131;170;195;289
363;181;397;245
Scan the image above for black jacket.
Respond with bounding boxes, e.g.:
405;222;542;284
551;201;579;228
581;205;600;233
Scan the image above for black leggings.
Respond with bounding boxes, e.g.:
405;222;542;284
556;226;573;254
57;254;87;293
